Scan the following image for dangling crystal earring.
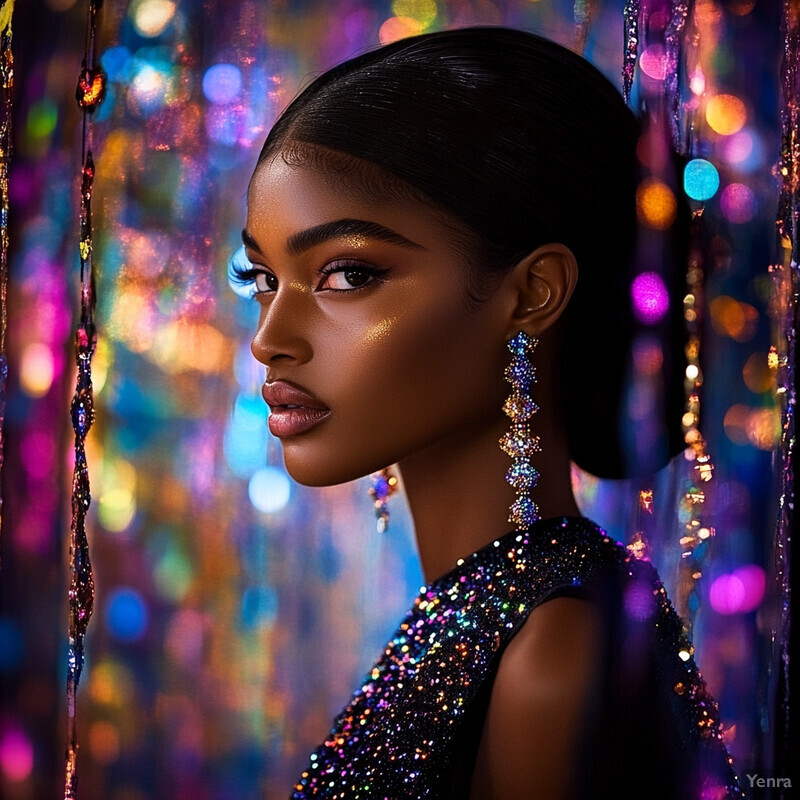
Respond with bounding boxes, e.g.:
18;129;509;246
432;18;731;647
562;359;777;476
368;468;399;533
499;332;541;529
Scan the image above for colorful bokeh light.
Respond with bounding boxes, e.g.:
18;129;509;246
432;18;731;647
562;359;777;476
631;271;669;324
706;94;747;136
637;178;677;229
684;158;720;201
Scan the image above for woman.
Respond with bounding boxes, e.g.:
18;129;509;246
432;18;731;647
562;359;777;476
232;27;741;799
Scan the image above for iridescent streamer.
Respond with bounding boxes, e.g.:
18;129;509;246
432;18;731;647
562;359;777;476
622;0;641;103
65;2;104;797
675;230;715;636
772;0;798;779
0;0;13;560
573;0;597;55
663;0;692;153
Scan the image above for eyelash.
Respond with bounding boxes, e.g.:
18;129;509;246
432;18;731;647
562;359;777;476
228;247;389;296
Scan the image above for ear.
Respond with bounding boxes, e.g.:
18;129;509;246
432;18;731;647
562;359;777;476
506;243;578;337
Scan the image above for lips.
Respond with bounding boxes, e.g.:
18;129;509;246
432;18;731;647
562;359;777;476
262;380;331;437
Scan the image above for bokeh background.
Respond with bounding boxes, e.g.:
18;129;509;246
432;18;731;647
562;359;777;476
0;0;789;798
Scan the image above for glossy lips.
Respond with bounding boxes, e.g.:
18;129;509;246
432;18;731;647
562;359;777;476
262;381;331;437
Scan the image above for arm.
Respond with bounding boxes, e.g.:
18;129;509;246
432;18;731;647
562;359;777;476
468;596;605;800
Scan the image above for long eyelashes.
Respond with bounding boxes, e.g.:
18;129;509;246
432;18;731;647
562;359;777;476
227;246;267;298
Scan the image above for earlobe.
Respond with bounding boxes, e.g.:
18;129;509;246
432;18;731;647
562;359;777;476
508;243;578;336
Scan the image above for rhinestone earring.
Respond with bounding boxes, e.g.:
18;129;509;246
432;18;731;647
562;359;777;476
499;332;541;529
368;468;399;533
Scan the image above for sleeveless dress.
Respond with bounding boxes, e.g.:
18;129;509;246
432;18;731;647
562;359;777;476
290;516;743;799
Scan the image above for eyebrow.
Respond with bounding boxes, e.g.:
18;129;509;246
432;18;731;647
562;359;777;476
241;218;425;257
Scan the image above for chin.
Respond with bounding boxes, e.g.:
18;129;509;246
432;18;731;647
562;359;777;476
280;444;369;488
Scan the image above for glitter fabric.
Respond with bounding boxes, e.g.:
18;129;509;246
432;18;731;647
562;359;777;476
291;516;742;799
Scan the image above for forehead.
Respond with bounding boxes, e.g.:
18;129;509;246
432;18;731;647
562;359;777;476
247;148;474;248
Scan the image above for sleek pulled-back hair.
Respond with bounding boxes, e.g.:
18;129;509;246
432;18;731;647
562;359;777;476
257;26;684;479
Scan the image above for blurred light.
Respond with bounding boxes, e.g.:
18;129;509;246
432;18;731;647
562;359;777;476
684;158;719;201
631;272;669;324
20;430;55;479
108;288;156;352
90;659;135;707
720;182;756;224
710;296;758;341
746;407;780;450
0;728;34;782
248;466;291;513
686;364;700;380
241;586;278;628
723;404;750;445
106;588;149;642
345;9;374;44
379;16;424;44
89;721;120;765
202;64;242;105
710;565;765;614
719;129;755;166
636;178;677;229
100;46;132;82
98;487;137;533
743;352;774;394
92;337;110;395
632;337;663;375
224;393;268;477
46;0;78;8
27;98;58;140
154;547;194;602
98;458;138;534
391;0;437;27
627;383;654;421
20;342;54;397
129;63;170;114
165;609;206;669
709;573;746;614
150;321;231;374
206;104;241;146
706;94;747;136
639;45;667;80
689;67;706;95
234;341;264;393
131;0;177;37
0;618;23;672
729;0;756;14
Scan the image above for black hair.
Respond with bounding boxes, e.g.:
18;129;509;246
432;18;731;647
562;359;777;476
256;26;685;479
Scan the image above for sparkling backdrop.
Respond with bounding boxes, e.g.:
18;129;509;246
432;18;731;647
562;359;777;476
0;1;786;798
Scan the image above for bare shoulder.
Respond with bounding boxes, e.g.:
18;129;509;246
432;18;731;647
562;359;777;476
468;596;606;800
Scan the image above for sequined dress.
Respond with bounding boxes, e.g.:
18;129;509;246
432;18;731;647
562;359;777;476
291;516;742;799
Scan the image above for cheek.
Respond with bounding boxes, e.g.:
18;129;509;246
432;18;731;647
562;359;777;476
323;299;507;442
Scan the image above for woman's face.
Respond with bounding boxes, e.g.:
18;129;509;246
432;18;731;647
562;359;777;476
245;151;514;486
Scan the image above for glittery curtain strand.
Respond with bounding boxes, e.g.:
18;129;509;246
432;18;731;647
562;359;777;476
65;1;104;797
772;0;798;781
0;0;13;561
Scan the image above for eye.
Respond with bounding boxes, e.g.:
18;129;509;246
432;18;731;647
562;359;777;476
318;261;388;292
253;271;279;293
227;246;278;297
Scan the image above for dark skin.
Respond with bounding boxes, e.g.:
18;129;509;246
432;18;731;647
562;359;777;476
247;151;601;799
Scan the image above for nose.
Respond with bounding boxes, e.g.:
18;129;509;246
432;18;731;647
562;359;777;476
250;287;313;367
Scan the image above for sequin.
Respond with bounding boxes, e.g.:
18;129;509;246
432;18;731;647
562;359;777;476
291;517;742;799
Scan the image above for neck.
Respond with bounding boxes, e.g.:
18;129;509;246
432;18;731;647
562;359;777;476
398;374;580;584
